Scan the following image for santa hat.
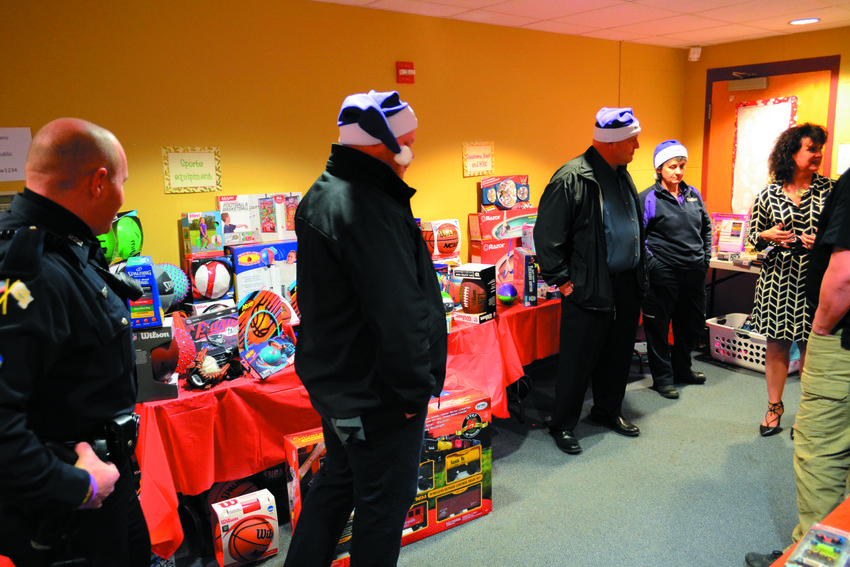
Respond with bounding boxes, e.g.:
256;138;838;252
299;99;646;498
337;90;417;154
593;107;641;143
653;140;688;169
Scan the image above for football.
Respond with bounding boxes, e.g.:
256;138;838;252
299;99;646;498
460;279;488;314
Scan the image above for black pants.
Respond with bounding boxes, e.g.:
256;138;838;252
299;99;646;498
1;459;150;567
283;408;428;567
641;260;706;386
549;270;641;432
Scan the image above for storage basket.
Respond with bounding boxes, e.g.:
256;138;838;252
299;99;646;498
706;313;800;374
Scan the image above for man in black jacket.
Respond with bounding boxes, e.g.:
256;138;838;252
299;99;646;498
534;107;648;455
284;90;448;567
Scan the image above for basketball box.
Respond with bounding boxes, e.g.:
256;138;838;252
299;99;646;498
125;256;163;329
420;219;462;264
227;240;298;302
211;488;279;567
283;390;492;565
181;211;224;257
451;263;496;325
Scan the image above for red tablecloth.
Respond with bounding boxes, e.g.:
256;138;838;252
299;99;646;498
137;300;562;558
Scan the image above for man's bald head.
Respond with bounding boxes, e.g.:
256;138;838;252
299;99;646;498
25;118;128;235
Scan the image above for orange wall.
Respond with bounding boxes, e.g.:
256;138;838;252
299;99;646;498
1;1;849;265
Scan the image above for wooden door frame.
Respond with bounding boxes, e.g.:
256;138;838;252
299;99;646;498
701;55;841;200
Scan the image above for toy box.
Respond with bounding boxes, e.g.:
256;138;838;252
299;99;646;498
515;247;538;307
185;306;240;352
787;523;850;566
125;256;163;329
283;390;492;565
181;211;224;257
211;488;279;567
521;223;535;252
468;238;522;283
420;219;462;264
216;193;301;244
711;212;748;254
479;175;530;210
227;240;298;301
451;263;496;324
183;255;236;303
189;298;237;316
132;323;179;402
468;207;537;241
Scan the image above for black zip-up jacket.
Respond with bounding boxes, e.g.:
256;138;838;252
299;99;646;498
294;144;447;419
534;146;648;309
640;180;712;270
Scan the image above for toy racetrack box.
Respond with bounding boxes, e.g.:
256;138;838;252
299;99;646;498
124;256;163;329
283;390;492;564
227;240;297;301
211;488;279;567
451;263;496;324
181;211;224;257
479;175;530;211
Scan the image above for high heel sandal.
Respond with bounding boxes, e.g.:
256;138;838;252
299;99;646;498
760;401;784;437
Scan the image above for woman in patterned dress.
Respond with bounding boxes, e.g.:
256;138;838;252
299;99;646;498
748;123;833;437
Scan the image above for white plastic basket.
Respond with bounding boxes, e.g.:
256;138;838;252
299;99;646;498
706;313;800;374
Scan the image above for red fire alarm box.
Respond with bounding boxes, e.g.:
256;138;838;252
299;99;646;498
396;61;415;84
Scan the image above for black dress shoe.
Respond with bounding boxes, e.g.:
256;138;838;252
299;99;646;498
549;429;582;454
676;371;706;385
589;414;640;437
651;384;679;399
744;550;783;567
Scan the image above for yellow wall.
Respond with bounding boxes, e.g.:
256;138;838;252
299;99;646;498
1;0;848;266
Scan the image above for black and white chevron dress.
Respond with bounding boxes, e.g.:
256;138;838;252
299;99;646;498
747;173;833;341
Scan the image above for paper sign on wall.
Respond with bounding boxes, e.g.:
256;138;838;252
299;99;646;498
0;128;32;182
162;146;222;194
463;142;494;178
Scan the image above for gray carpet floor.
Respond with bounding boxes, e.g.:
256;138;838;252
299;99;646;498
183;350;801;567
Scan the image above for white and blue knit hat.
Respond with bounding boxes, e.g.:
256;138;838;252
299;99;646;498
653;140;688;169
593;107;641;143
337;90;417;154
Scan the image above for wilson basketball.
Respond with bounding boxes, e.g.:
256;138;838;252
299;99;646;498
422;229;435;254
227;516;274;562
436;223;459;254
194;261;232;300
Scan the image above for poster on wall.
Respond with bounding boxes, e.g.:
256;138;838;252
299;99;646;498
0;127;32;182
162;146;222;194
731;97;796;215
463;142;495;178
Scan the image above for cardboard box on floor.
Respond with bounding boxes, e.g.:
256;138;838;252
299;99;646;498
283;390;492;566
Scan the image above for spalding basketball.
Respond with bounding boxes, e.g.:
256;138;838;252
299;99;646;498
227;516;274;562
422;229;435;254
194;261;233;300
461;279;488;314
436;223;459;255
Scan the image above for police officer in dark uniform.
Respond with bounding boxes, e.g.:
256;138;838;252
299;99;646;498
0;118;150;566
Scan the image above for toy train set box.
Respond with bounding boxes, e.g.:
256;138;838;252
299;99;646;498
283;390;492;565
210;488;279;567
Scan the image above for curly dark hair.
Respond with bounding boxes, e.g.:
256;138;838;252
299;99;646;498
768;123;828;184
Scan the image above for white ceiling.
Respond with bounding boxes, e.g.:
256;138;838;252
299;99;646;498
311;0;850;47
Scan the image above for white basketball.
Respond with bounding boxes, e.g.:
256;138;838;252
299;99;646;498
193;261;232;299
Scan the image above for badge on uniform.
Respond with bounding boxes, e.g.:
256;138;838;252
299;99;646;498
0;278;33;314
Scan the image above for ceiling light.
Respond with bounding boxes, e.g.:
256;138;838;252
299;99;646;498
789;18;820;26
